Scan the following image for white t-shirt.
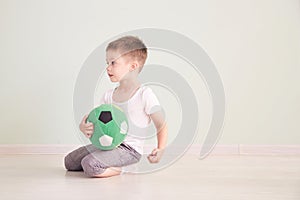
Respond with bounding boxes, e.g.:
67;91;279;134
98;84;161;154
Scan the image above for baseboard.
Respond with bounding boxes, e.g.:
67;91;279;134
0;144;300;155
239;144;300;155
0;144;81;154
187;144;240;155
187;145;300;156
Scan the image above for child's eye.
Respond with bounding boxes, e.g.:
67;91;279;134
111;61;115;65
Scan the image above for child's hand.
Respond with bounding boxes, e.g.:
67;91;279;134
147;148;164;163
79;114;94;138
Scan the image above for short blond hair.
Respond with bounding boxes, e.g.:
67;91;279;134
106;36;147;72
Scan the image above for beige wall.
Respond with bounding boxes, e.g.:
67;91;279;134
0;0;299;145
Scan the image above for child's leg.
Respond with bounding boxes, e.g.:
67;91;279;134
81;143;141;177
64;144;98;171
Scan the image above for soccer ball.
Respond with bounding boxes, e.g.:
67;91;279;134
87;104;128;150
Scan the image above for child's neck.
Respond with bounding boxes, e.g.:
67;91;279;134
117;78;141;92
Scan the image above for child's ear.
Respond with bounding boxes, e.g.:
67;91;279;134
130;61;139;71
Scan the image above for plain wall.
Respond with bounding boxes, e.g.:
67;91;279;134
0;0;299;145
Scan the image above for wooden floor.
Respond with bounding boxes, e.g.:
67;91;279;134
0;154;299;200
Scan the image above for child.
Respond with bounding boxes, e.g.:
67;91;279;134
64;36;168;178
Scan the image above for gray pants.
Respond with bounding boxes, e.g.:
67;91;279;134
64;143;142;176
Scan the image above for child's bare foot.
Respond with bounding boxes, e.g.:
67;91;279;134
92;167;122;178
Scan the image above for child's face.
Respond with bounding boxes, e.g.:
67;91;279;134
106;50;133;82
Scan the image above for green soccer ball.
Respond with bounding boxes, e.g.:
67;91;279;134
87;104;128;150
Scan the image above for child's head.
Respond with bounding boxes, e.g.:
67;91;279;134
105;36;147;82
106;36;147;69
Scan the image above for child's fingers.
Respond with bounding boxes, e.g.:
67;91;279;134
82;115;88;123
85;128;94;132
150;148;158;156
83;123;93;131
85;130;94;134
83;122;93;129
147;155;158;163
85;134;92;138
147;155;153;161
85;131;93;135
147;148;163;163
85;123;94;128
152;157;158;163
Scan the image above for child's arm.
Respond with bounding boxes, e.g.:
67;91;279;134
147;111;168;163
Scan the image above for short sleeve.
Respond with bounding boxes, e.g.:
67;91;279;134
143;87;162;115
97;89;113;105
